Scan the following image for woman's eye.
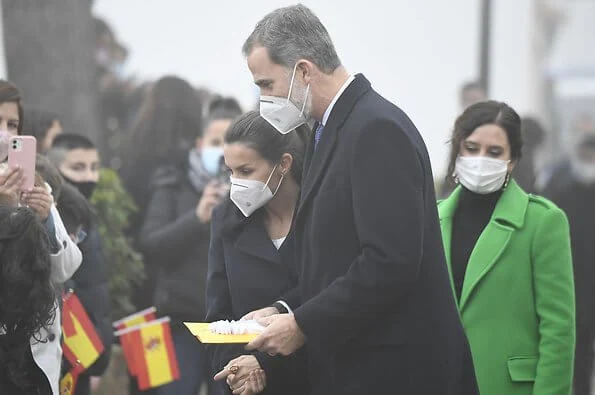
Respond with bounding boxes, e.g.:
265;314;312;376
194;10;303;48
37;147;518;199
7;122;18;130
464;146;478;153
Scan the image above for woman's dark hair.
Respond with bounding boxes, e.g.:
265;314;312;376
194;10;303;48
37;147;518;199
225;111;309;184
0;206;55;389
21;109;59;151
0;80;24;135
205;96;243;127
35;154;64;201
446;100;522;183
121;76;204;172
58;183;92;234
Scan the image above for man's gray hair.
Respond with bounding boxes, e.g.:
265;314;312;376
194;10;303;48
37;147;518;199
243;4;341;73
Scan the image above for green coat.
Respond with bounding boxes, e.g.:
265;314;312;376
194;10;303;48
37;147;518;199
438;180;575;395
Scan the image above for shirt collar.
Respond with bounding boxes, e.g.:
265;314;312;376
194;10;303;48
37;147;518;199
321;74;355;126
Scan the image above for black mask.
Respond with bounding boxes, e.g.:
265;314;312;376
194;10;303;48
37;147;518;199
63;175;97;200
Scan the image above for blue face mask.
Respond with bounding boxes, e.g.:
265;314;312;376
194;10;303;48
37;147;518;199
201;146;224;175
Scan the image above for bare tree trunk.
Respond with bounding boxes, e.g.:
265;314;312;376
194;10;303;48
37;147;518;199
2;0;103;150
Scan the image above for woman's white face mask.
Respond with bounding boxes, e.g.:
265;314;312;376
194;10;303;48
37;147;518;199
455;156;509;194
230;165;284;217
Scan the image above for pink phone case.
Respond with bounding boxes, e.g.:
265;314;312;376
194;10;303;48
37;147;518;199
8;136;37;191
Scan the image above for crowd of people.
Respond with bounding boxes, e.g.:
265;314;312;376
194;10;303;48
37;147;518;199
0;3;594;395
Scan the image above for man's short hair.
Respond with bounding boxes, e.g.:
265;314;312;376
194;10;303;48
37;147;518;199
51;133;96;151
243;4;341;73
47;133;97;168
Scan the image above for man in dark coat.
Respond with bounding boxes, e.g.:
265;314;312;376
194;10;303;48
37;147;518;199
243;5;478;395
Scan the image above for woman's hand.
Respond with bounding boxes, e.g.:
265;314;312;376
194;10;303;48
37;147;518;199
236;369;267;395
0;167;23;206
196;182;224;223
21;186;53;221
214;355;266;394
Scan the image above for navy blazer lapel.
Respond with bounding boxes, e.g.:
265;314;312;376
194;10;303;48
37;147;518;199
233;213;280;264
297;74;371;218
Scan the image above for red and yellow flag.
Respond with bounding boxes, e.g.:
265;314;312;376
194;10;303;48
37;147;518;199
61;291;104;370
114;317;180;390
113;307;157;375
59;364;83;395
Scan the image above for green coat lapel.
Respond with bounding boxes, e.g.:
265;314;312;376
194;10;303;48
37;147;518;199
439;181;529;312
438;188;462;309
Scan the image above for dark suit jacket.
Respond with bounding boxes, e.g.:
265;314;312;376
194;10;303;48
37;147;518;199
292;74;478;394
205;202;307;395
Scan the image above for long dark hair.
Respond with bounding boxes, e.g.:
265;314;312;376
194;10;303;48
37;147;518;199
21;108;59;150
0;80;24;135
446;100;522;184
225;111;309;184
0;206;55;389
121;76;204;172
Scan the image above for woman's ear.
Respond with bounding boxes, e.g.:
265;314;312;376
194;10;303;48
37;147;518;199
508;160;517;173
280;153;294;175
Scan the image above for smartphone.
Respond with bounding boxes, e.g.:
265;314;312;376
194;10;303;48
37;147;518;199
8;136;37;191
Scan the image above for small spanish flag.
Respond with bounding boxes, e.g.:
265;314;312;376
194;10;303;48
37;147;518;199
114;317;180;390
113;307;157;375
59;364;83;395
61;291;104;369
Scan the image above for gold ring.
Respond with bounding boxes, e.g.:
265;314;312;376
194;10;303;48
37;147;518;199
229;365;239;374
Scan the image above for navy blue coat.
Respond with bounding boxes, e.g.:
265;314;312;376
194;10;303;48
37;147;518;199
291;74;478;394
205;202;306;395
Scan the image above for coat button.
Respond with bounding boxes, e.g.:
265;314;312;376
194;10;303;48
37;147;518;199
48;333;56;342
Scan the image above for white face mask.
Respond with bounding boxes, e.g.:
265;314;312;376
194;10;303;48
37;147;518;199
230;165;284;217
455;156;509;194
259;63;310;134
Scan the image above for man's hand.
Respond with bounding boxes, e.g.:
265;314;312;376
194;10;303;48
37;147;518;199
241;306;279;321
245;314;305;356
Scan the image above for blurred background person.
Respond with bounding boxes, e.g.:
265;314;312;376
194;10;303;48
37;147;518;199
138;96;241;395
119;76;206;321
439;101;575;395
48;133;112;395
21;109;63;154
460;80;487;111
207;111;309;395
543;112;595;395
512;117;546;193
0;206;57;395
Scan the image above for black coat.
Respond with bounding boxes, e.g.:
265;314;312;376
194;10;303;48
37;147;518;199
139;165;211;321
206;202;307;395
544;179;595;329
63;223;111;378
291;74;478;394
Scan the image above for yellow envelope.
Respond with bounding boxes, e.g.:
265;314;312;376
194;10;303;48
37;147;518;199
184;322;258;344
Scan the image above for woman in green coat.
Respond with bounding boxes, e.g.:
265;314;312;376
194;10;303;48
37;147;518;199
439;100;575;395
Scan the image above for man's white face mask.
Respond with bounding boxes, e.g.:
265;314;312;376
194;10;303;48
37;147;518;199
259;63;311;134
